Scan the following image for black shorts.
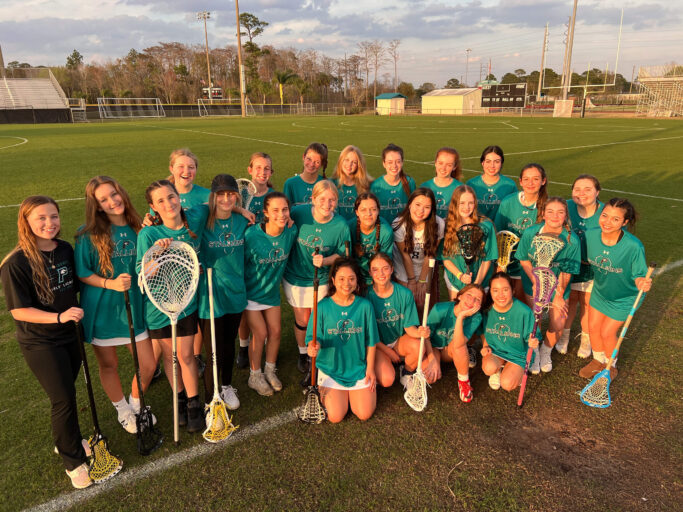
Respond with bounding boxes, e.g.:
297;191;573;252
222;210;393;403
148;311;199;340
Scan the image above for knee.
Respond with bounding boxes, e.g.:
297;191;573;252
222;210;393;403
353;405;375;422
269;327;281;341
500;375;518;392
379;370;395;388
327;409;346;423
481;358;498;376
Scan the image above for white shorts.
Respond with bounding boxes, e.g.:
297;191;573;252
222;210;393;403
246;300;272;311
283;279;329;308
571;280;593;293
92;330;149;347
317;368;371;391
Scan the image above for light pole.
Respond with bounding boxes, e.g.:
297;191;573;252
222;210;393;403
197;11;212;102
235;0;246;117
465;48;472;87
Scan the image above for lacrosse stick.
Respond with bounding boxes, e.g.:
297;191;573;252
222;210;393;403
517;267;558;407
456;224;485;274
124;290;163;455
236;178;257;211
404;258;435;412
297;248;327;423
140;241;200;445
74;323;123;482
203;269;239;442
496;230;519;272
531;233;565;268
581;264;656;408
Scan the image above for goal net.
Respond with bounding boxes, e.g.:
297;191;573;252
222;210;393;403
197;98;256;117
97;98;165;119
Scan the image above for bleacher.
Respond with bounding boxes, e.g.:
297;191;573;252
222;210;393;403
1;67;72;123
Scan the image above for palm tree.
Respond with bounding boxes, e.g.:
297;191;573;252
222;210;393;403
273;69;298;105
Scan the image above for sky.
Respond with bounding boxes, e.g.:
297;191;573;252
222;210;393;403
1;0;681;87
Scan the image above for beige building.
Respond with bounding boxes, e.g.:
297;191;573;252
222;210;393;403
375;93;407;115
421;88;484;115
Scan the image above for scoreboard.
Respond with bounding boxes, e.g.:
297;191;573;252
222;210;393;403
481;83;527;108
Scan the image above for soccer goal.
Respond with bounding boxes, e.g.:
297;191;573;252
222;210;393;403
97;98;165;119
197;98;257;117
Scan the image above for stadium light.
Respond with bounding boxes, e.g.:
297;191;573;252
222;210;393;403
465;48;472;87
197;11;213;102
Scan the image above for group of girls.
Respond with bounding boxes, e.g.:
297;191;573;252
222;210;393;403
1;142;652;490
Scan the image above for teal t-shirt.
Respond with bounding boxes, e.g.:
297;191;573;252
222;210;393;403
370;175;416;224
332;179;360;220
366;283;419;345
247;188;275;225
567;199;604;283
135;206;207;330
198;212;249;318
515;224;581;300
347;217;394;284
75;224;146;343
482;299;536;368
305;295;379;387
586;229;647;321
494;192;539;276
284;205;351;287
467;174;518;220
420;178;463;219
244;223;297;306
283;174;323;207
438;220;499;290
427;301;483;349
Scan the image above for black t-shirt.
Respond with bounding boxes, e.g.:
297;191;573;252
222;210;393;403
0;239;79;347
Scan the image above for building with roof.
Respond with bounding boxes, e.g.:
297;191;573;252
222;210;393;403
421;88;484;115
375;92;406;115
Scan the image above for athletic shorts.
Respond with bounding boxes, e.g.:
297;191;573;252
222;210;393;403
92;330;149;347
283;279;329;308
148;312;198;340
246;300;272;311
317;368;371;391
570;280;593;293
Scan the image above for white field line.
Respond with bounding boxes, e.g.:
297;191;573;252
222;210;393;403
501;121;519;130
654;258;683;276
25;409;297;512
0;197;84;209
0;136;28;150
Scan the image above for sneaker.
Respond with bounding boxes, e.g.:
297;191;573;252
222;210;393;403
297;353;310;374
248;372;274;396
195;354;206;378
66;463;92;489
540;345;553;373
220;385;240;410
579;359;605;379
118;407;137;434
577;332;592;358
177;392;188;427
488;371;501;390
54;439;92;458
458;379;473;403
555;329;570;354
398;365;414;388
467;345;477;369
530;348;540;374
186;396;205;433
264;367;283;392
128;395;157;425
236;346;249;369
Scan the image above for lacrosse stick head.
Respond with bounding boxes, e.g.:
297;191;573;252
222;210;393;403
531;233;565;268
456;224;485;266
87;434;123;483
496;230;519;272
136;408;163;455
403;371;428;412
297;386;327;424
140;241;200;323
580;369;612;408
236;178;257;210
531;267;558;315
202;399;239;443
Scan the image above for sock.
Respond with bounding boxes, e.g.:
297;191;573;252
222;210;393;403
540;343;552;356
250;368;262;376
128;394;141;414
593;351;606;364
560;328;570;343
239;337;250;348
265;361;276;373
298;346;308;355
457;372;469;381
112;398;129;419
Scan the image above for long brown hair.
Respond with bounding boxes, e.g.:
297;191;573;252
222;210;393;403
394;187;439;258
327;257;366;297
332;145;372;194
520;163;548;223
1;196;60;304
304;142;328;179
543;196;572;242
145;180;197;238
382;143;411;198
442;185;487;257
435;147;463;182
76;176;142;278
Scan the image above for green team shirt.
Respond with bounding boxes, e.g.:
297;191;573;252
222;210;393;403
482;299;536;368
586;229;647;321
467;174;518;220
244;223;297;306
332;179;359;220
419;178;463;219
427;301;483;349
366;283;419;345
284;205;351;286
347;217;394;284
370;175;416;223
248;188;274;225
135;206;207;330
148;184;209;216
438;220;499;290
198;211;249;318
283;174;324;207
75;224;145;343
305;295;379;387
494;192;539;276
567;199;604;283
515;223;581;300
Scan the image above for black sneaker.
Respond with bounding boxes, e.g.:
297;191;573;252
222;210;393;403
186;396;205;433
195;354;206;378
151;363;162;383
177;391;188;428
236;346;249;369
297;353;310;374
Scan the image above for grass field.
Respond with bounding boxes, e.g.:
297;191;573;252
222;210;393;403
0;116;681;511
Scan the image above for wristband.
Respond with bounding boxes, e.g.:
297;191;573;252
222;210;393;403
407;277;416;282
57;312;62;324
103;278;108;289
418;279;427;284
456;271;462;280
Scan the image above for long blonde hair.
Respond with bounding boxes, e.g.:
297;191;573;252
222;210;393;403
332;145;372;194
1;196;60;304
443;185;487;257
76;176;142;278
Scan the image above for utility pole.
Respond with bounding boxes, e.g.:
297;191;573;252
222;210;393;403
629;64;635;94
562;0;578;100
465;48;471;87
479;63;483;83
197;11;212;102
234;0;246;117
537;23;548;99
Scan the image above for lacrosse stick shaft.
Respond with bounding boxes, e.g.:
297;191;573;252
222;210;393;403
207;269;220;398
172;320;179;445
416;259;435;373
74;322;102;433
310;247;320;387
124;291;147;412
517;316;540;407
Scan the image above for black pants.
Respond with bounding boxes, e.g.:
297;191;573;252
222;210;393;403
20;340;87;471
199;312;242;397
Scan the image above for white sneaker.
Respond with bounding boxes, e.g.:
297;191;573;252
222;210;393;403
248;372;274;396
220;385;240;410
577;332;592;358
264;367;283;392
129;395;157;425
530;348;540;374
66;463;92;489
118;407;137;434
488;370;501;390
555;329;570;354
398;365;413;388
540;345;553;373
